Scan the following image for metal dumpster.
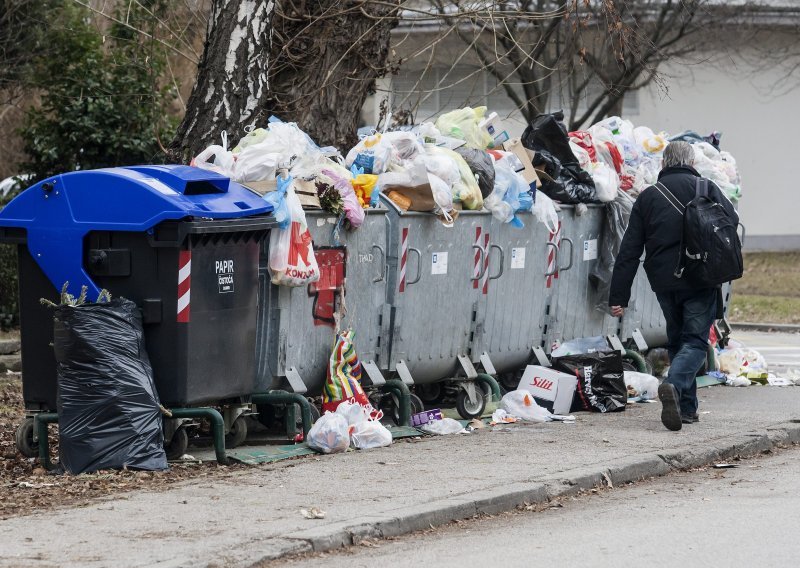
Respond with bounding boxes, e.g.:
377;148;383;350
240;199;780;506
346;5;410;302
619;263;669;349
384;200;491;382
0;165;274;410
255;206;391;396
546;204;619;350
470;210;557;375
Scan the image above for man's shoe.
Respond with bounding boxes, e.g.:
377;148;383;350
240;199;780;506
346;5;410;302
658;383;682;431
681;413;700;424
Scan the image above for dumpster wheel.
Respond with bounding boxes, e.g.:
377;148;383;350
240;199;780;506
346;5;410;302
456;384;487;420
379;392;424;425
416;383;443;405
225;416;248;448
164;427;189;461
15;417;37;458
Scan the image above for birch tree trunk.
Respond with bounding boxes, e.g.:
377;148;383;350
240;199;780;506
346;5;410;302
170;0;275;161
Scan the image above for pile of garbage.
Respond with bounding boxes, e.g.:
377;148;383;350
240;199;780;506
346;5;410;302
715;337;800;387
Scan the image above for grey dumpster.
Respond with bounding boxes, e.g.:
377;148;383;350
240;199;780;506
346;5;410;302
255;207;391;395
384;200;491;383
546;204;619;350
619;263;669;349
470;210;556;375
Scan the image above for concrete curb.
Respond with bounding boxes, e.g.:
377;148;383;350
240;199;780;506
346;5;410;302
244;421;800;566
731;322;800;333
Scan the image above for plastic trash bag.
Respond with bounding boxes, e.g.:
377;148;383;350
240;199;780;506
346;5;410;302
268;175;321;287
589;162;620;203
321;168;365;228
262;173;291;230
335;398;369;426
307;412;352;454
484;153;533;227
633;126;668;154
345;133;394;174
624;371;660;400
532;190;559;233
419;417;467;435
426;146;483;210
551;351;627;413
455;147;495;198
55;298;168;474
551;336;609;357
589;190;634;314
435;106;493;149
322;330;371;413
718;348;768;375
569;141;592;170
501;390;554;423
351;420;393;449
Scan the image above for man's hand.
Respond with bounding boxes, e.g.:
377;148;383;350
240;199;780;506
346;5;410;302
610;305;625;318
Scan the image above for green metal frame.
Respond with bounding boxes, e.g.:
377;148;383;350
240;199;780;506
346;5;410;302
381;379;412;426
623;349;649;374
475;373;502;402
251;390;314;438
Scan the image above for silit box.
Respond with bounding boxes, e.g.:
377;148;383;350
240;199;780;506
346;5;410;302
517;366;578;415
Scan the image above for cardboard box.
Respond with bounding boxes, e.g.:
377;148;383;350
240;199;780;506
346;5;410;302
410;408;443;427
517;365;577;415
502;138;541;188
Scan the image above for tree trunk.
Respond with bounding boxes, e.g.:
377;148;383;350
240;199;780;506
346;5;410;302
169;0;275;161
266;0;401;151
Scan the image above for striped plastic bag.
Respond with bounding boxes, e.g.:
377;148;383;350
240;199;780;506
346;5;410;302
322;330;371;413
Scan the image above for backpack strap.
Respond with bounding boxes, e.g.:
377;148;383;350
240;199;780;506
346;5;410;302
695;177;709;199
654;182;685;215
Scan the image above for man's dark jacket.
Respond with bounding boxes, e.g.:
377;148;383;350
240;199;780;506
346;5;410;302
608;165;739;307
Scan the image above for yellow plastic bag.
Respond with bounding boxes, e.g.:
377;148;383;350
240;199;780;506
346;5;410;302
426;146;483;210
435;106;493;150
352;174;378;208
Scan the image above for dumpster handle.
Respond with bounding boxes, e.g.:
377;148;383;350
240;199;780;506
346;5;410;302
372;244;387;283
167;407;228;465
738;223;746;245
471;244;488;281
545;242;558;276
559;237;574;272
34;413;58;471
488;244;504;280
407;247;422;286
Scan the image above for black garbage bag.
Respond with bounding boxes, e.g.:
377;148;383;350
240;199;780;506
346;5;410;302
521;111;576;166
531;149;598;204
523;112;598;204
551;351;627;413
54;298;167;474
456;147;495;198
589;190;634;314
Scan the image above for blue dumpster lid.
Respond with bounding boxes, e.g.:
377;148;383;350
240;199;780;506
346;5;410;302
0;165;273;298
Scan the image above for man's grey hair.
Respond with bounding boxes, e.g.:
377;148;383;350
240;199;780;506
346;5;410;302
662;141;695;168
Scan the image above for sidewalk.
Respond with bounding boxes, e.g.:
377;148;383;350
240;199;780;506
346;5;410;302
2;386;799;568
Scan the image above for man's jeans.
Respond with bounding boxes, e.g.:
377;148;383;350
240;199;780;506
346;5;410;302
655;288;718;416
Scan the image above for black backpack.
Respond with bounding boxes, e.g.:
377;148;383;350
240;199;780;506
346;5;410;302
655;178;743;287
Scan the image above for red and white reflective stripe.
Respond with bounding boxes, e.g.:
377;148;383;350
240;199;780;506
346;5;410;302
398;227;408;293
473;227;482;289
177;250;191;323
546;221;561;289
481;231;490;295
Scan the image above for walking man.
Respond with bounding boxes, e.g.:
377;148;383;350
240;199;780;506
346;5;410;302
609;141;739;431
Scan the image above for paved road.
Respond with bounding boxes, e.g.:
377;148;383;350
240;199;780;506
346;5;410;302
732;330;800;372
283;448;800;568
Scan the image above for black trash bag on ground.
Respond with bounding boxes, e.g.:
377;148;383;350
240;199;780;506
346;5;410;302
456;147;495;198
589;190;634;315
551;351;627;413
522;112;598;204
55;298;167;474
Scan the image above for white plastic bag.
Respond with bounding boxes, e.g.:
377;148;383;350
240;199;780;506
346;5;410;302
350;420;393;449
268;178;320;287
419;417;467;435
533;190;559;233
590;162;620;203
624;371;660;400
346;133;394;174
335;399;369;427
307;412;351;454
500;390;553;423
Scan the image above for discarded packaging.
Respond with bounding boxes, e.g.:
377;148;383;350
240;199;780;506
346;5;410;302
517;366;578;415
